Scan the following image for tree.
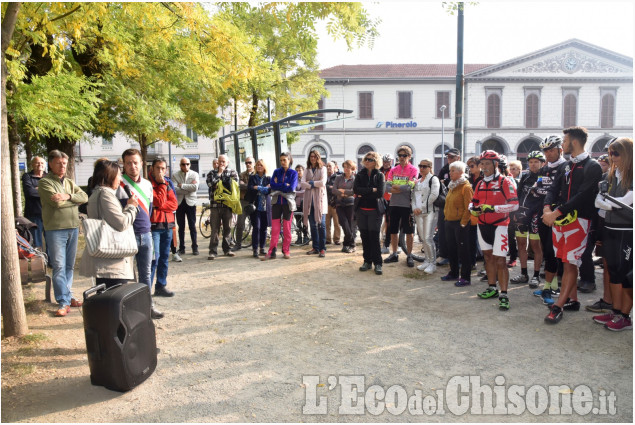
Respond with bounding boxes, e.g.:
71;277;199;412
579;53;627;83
2;1;28;338
222;2;379;129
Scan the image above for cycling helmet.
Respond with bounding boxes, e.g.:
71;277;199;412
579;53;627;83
540;135;563;150
382;153;394;163
498;154;508;168
598;154;609;164
479;150;500;162
604;137;618;150
527;151;546;162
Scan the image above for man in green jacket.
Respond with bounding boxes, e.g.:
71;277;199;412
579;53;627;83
38;150;88;317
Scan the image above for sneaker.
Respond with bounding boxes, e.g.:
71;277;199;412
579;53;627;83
411;254;425;262
586;298;613;313
441;273;459;282
507;260;517;268
154;286;175;297
593;312;615;324
270;251;277;259
578;280;597;293
478;269;487;276
151;307;164;319
479;274;489;282
499;296;510;310
192;249;199;256
384;253;399;263
605;316;633;332
417;261;431;271
359;262;372;271
423;264;436;274
172;253;183;262
55;306;70;317
563;299;581;311
374;264;383;275
225;251;236;257
550;288;560;298
283;253;291;259
436;258;450;266
478;286;499;299
177;248;186;255
70;298;83;308
319;250;326;257
541;290;555;306
510;274;529;284
532;289;544;297
406;255;415;268
253;251;259;258
529;276;540;288
207;254;216;260
259;248;267;256
307;248;319;255
455;279;471;287
545;305;563;324
381;247;389;254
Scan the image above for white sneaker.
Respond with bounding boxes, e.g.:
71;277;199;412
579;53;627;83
423;264;436;274
172;253;183;262
417;261;430;271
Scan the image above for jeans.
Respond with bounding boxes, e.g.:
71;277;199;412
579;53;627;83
135;232;153;288
151;228;173;290
26;215;44;248
45;228;79;308
308;205;326;251
251;210;269;251
414;212;437;264
176;200;198;251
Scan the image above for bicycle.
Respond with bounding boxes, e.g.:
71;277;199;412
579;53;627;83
199;202;252;248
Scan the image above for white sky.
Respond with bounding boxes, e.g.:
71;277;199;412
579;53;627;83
316;1;635;68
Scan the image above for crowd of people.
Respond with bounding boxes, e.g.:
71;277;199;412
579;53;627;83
22;127;632;331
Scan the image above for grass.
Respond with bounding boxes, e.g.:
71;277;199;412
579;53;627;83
20;332;48;345
10;363;37;376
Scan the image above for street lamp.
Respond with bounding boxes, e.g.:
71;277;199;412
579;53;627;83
440;105;447;166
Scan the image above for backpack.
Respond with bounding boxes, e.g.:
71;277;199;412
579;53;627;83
429;176;448;208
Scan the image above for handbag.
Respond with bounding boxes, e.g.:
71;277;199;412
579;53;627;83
81;191;138;259
431;176;447;208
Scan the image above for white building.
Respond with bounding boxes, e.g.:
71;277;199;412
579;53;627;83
295;39;633;170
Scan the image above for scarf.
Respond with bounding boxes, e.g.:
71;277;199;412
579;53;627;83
548;157;566;169
448;175;467;191
571;151;590;164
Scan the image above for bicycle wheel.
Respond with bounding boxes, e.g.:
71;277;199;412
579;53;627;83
241;215;253;248
199;207;212;238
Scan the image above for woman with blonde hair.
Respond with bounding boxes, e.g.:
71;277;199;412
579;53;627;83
301;149;328;257
412;158;439;274
592;137;633;331
333;159;357;253
247;159;271;258
353;151;385;274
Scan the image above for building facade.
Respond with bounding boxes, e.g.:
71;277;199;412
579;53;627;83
296;39;633;170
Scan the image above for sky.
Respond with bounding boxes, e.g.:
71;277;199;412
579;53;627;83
316;1;634;69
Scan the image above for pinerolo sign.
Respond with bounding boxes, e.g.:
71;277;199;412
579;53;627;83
376;121;418;129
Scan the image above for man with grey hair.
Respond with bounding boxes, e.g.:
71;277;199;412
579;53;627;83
38;150;88;317
173;156;200;256
22;156;47;248
206;154;239;259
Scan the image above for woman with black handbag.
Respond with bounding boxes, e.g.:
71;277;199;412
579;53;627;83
353;151;385;275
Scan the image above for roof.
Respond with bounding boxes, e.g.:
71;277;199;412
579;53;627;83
319;64;492;79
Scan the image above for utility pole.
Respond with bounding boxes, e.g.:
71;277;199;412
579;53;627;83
454;2;464;153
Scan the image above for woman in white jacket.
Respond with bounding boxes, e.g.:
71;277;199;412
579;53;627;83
412;158;440;274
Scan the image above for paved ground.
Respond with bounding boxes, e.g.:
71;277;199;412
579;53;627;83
1;234;632;422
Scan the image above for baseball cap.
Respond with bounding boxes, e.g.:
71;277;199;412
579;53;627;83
445;148;460;156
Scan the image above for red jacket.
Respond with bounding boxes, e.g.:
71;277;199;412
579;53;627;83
150;176;178;230
472;174;519;226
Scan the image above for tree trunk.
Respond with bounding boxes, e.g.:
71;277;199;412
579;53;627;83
8;113;22;217
140;133;148;179
2;1;29;338
248;93;259;127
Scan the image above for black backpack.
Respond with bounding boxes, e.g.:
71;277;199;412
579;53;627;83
429;176;448;208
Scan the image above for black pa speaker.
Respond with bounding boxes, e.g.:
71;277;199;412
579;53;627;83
82;283;157;392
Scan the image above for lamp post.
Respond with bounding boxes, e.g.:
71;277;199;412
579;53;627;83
440;105;447;166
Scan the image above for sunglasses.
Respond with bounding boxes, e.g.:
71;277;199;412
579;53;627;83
398;154;409;158
180;163;190;166
609;151;620;157
419;164;430;168
245;161;253;164
364;157;376;162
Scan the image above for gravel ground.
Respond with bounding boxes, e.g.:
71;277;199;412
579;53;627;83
1;238;632;423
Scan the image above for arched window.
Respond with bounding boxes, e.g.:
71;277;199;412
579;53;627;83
356;145;374;170
517;138;541;169
308;145;328;163
563;93;577;128
525;94;539;128
487;94;501;128
481;138;506;155
433;143;452;172
601;94;615;129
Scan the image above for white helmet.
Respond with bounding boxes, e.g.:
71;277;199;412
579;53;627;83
540;135;563;150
